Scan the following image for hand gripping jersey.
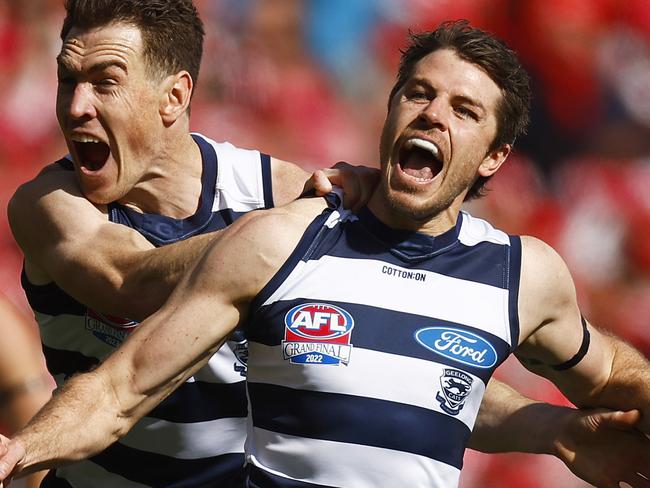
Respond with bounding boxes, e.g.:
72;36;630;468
243;204;521;488
22;134;272;488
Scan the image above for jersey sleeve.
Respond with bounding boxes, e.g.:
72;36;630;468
211;141;274;211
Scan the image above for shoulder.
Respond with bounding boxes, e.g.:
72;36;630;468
520;235;572;285
10;162;83;211
209;196;328;259
8;162;107;249
518;235;578;339
198;196;329;298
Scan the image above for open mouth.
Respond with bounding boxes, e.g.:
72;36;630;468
398;138;443;182
72;136;110;172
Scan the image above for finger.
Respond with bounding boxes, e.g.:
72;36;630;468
597;410;643;431
0;446;22;481
334;162;380;212
341;173;360;211
308;169;333;196
351;172;374;213
326;165;360;209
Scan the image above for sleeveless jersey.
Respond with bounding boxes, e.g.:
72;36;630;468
243;204;521;488
22;134;273;488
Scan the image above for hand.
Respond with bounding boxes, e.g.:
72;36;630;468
0;434;25;487
307;162;379;212
554;408;650;488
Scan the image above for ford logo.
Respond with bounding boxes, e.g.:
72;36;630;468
415;327;497;369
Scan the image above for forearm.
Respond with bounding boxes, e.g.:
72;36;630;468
116;231;218;319
590;337;650;432
469;379;569;455
11;370;128;476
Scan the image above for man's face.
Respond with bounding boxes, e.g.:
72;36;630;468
377;48;507;228
56;23;164;204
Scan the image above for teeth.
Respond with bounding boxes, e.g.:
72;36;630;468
71;135;102;143
405;138;439;158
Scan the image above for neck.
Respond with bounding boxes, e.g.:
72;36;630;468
367;189;464;237
119;131;204;218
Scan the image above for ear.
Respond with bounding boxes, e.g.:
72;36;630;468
478;144;511;178
159;71;193;125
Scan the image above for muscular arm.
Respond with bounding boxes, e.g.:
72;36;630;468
471;379;650;488
516;236;650;433
8;166;218;320
0;198;326;479
10;160;375;321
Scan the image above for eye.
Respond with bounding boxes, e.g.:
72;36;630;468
94;79;118;92
455;106;478;120
405;89;430;103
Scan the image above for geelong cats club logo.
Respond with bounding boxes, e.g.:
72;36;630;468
282;303;354;365
436;368;474;416
228;329;248;377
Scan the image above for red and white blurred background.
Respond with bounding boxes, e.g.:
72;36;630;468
1;1;649;486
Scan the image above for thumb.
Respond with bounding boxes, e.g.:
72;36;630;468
306;169;333;196
593;409;642;431
0;439;25;481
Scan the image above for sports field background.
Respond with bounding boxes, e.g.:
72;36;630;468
1;1;649;486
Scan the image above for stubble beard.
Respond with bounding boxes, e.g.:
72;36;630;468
378;167;475;226
378;178;455;224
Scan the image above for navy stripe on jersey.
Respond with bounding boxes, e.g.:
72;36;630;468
507;235;522;351
246;465;336;488
303;210;511;289
355;207;463;262
42;344;99;378
149;380;246;422
107;135;218;246
261;153;273;209
247;299;509;383
248;383;469;470
89;443;244;488
21;270;85;316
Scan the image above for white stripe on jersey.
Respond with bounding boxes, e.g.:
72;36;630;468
120;417;247;459
56;460;149;488
247;428;460;488
261;255;512;344
197;136;269;212
37;311;126;360
248;343;486;430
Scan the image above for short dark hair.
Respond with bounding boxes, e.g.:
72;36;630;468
388;20;531;200
61;0;204;90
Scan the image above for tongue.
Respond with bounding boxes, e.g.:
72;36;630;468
77;142;110;171
402;150;434;180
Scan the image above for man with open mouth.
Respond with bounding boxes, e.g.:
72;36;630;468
4;5;649;488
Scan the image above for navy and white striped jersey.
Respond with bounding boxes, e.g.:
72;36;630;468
243;204;521;488
22;134;272;488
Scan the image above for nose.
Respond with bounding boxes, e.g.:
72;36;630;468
67;83;97;120
418;97;449;131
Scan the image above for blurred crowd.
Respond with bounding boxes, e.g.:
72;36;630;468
1;0;649;486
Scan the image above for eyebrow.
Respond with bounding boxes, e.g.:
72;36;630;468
56;56;128;75
453;94;486;115
409;77;487;114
